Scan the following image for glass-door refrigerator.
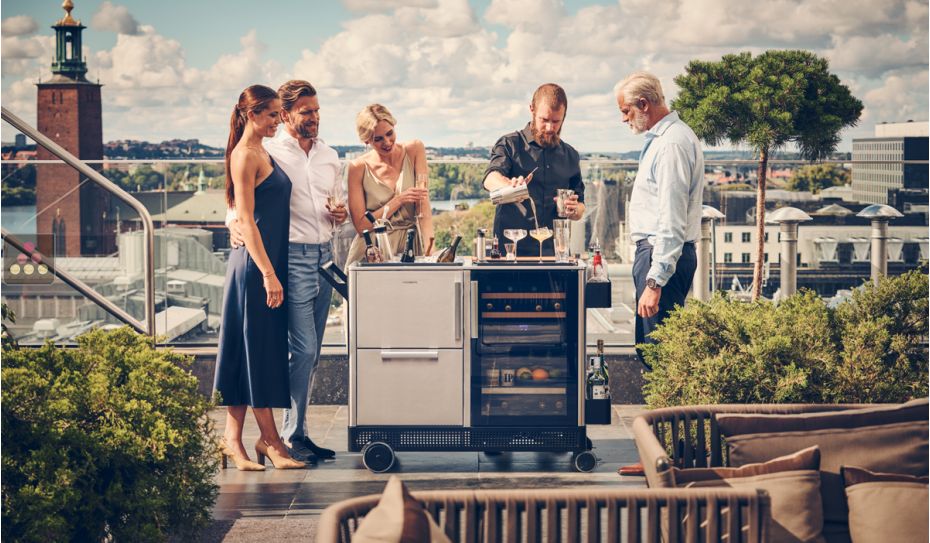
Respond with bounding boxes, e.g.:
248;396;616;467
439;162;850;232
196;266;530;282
470;269;580;431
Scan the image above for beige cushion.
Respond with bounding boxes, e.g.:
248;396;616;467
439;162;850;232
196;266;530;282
353;475;451;543
842;466;929;543
672;446;825;543
715;399;929;539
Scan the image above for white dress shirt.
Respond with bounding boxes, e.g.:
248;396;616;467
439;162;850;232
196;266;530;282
629;111;704;286
226;129;342;244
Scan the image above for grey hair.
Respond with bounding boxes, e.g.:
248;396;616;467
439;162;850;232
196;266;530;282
614;72;666;109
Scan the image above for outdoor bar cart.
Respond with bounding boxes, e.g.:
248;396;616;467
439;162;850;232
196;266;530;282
322;257;609;473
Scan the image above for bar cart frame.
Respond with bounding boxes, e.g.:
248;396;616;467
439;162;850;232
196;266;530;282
324;260;600;473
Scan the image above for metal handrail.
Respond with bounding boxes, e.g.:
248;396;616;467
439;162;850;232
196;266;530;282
1;228;147;333
1;106;156;337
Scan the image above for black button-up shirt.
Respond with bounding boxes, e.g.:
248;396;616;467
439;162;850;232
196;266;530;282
484;123;584;256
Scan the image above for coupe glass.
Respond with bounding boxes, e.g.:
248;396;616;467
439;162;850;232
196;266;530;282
503;228;527;258
529;227;552;262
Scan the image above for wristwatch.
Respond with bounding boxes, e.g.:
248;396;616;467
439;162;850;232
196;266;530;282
646;278;661;290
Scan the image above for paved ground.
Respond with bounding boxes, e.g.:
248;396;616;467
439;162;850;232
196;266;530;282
191;405;647;542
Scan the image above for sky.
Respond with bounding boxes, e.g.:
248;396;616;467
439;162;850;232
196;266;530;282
2;0;928;153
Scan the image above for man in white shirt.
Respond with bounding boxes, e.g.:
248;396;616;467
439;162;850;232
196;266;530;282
228;80;346;462
617;71;703;367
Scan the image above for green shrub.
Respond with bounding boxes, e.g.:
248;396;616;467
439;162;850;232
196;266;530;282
642;271;929;408
2;328;219;542
828;271;929;402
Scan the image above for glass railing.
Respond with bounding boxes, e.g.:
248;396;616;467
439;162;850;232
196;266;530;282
3;134;927;348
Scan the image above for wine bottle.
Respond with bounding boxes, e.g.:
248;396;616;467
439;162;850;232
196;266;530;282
365;210;377;224
436;235;462;263
362;229;382;263
587;339;609;400
400;228;417;262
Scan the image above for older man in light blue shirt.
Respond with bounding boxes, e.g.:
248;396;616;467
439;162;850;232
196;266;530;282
615;71;703;368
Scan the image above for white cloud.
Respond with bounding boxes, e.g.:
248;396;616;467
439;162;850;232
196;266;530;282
1;15;38;36
92;1;141;35
1;0;926;151
343;0;437;12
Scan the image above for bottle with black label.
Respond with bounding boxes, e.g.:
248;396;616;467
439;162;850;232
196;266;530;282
587;339;609;400
362;229;382;263
436;235;462;263
400;228;417;263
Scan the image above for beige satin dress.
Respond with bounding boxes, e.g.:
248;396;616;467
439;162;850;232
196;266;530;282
345;151;422;265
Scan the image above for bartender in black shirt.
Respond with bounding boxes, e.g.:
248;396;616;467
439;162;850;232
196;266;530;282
483;83;585;256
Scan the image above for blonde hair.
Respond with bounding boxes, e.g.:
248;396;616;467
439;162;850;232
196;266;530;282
356;104;397;143
614;72;666;109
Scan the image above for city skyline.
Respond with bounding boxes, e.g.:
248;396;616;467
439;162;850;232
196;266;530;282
2;0;928;152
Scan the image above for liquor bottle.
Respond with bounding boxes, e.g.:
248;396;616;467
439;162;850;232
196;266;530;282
489;236;501;259
436;235;462;263
365;210;378;225
400;228;417;262
590;248;608;282
362;229;382;263
587;339;610;400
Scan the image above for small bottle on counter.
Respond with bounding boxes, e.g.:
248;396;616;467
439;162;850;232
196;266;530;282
400;228;417;262
587;340;609;400
590;248;608;282
489;236;501;259
362;229;383;263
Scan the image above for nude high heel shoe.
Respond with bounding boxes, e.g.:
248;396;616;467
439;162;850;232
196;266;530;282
221;442;265;471
255;439;305;469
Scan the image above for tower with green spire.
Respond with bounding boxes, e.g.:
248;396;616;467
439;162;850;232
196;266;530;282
50;0;89;81
36;0;111;257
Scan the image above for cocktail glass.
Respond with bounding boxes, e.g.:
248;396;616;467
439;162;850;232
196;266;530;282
529;227;552;262
503;228;527;259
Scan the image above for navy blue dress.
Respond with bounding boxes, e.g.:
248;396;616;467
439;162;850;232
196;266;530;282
214;158;292;408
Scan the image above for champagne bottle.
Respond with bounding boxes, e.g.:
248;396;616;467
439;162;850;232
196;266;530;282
400;228;416;263
436;235;462;263
362;229;382;263
365;210;377;225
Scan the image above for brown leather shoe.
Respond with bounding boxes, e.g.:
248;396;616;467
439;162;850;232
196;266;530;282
617;462;644;476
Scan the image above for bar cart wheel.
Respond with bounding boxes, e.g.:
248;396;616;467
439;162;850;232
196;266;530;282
362;441;396;473
572;451;597;472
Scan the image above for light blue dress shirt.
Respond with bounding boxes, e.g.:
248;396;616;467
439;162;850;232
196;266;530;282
629;111;704;286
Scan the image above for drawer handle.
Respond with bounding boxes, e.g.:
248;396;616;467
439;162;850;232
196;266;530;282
380;350;440;360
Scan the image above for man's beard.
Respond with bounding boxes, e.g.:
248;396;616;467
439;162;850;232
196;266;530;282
296;121;318;139
533;126;561;148
629;110;648;135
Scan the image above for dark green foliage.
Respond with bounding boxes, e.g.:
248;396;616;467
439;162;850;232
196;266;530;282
673;51;863;160
432;200;495;256
2;328;219;542
2;164;37;205
643;272;929;408
828;271;929;402
785;163;850;193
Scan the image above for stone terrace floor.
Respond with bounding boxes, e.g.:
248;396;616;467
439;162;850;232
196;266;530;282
187;405;647;542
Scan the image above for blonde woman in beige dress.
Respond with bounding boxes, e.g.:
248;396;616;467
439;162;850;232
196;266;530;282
345;104;434;265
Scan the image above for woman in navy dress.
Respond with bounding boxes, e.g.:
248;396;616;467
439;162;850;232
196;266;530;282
214;85;304;470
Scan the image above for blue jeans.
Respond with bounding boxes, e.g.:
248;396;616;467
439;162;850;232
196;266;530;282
281;242;334;443
633;240;697;368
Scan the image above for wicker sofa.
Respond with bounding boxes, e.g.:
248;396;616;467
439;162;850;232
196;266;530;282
317;487;771;542
632;401;929;543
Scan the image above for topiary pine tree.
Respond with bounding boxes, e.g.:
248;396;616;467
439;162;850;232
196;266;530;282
673;50;862;300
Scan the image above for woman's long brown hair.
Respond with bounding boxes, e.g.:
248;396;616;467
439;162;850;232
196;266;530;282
225;84;278;207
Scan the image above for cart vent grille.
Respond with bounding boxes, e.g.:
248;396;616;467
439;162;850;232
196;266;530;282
350;427;585;452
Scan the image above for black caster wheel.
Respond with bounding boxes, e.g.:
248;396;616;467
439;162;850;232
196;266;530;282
362;441;395;473
572;450;597;472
